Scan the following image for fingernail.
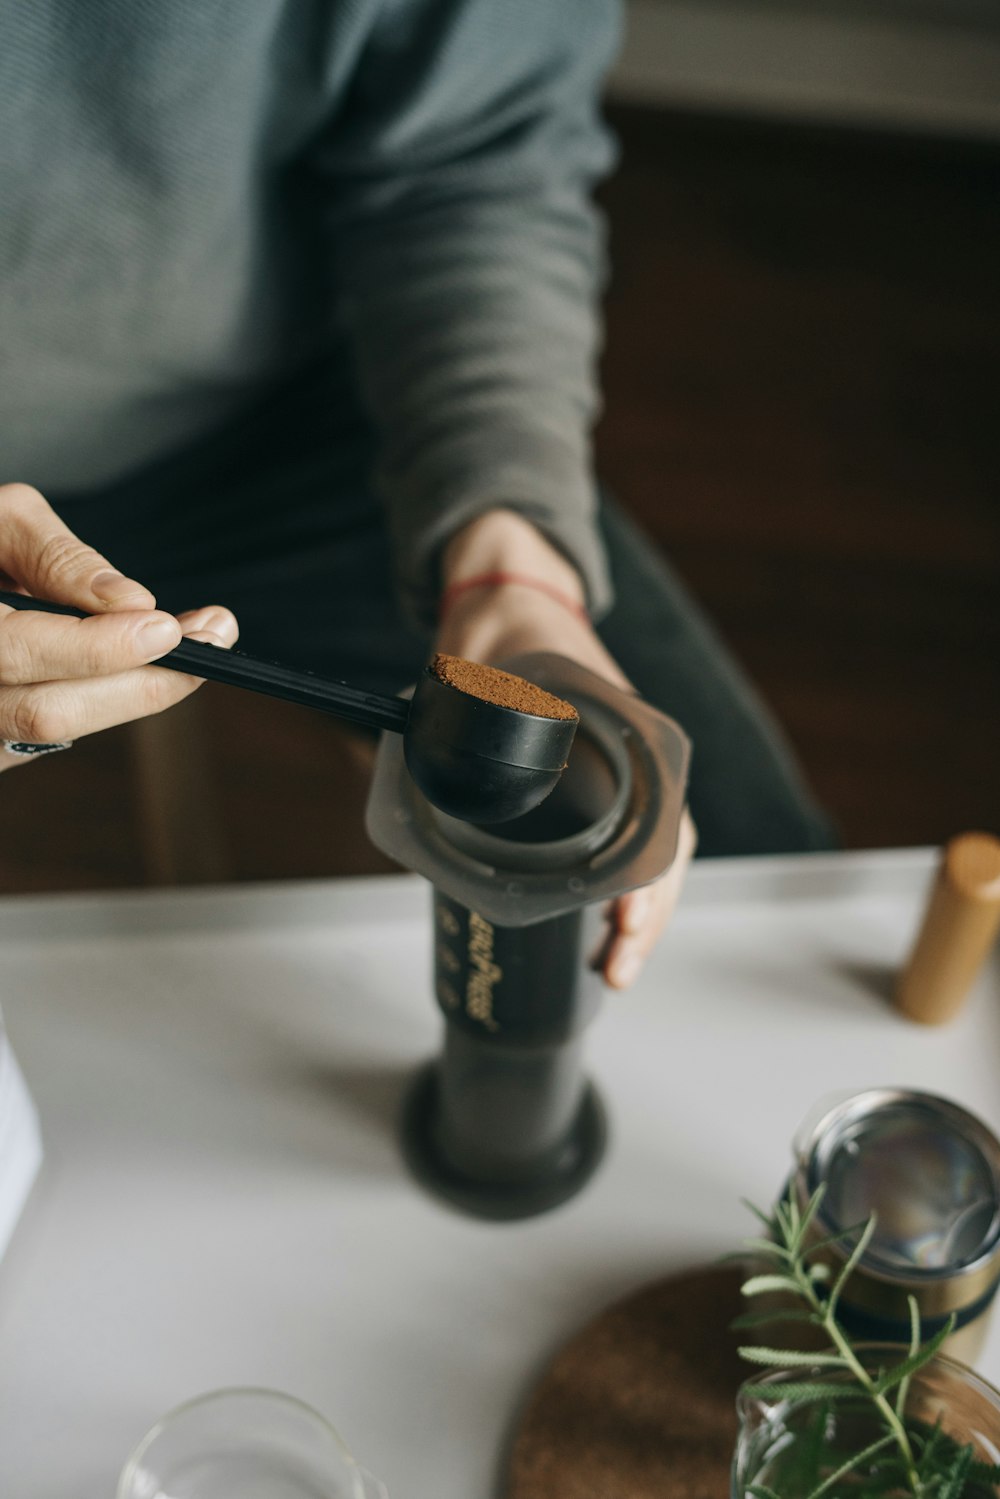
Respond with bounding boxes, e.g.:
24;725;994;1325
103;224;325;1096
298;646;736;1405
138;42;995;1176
184;629;229;649
138;617;181;654
92;569;150;605
184;608;238;645
611;948;642;989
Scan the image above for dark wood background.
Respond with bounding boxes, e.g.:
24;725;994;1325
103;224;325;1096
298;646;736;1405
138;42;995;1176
2;107;998;893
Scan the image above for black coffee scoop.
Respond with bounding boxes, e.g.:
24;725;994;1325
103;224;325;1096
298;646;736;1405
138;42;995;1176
0;591;579;824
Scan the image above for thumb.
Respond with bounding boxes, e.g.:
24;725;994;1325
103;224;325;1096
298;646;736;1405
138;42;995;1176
0;483;155;613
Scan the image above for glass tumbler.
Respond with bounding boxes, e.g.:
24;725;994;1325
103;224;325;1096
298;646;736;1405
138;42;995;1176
116;1388;387;1499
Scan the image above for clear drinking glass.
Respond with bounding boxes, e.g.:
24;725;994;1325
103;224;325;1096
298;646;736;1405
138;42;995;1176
732;1353;1000;1498
116;1388;388;1499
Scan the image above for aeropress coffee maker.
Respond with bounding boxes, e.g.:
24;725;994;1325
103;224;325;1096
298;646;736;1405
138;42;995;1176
366;653;690;1220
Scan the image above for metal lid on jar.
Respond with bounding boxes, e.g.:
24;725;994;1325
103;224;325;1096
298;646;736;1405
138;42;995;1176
800;1089;1000;1292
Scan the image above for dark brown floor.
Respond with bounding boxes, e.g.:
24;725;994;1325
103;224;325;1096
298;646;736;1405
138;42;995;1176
2;107;998;894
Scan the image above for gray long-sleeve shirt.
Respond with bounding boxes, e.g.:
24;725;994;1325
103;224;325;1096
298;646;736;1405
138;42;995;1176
1;0;620;624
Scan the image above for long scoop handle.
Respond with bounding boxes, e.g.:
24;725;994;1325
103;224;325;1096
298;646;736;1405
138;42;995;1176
0;589;411;735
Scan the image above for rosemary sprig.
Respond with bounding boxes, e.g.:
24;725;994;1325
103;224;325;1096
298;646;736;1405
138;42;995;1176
735;1187;999;1499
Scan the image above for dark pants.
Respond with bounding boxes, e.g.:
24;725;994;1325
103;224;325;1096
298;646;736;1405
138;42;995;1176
54;363;835;858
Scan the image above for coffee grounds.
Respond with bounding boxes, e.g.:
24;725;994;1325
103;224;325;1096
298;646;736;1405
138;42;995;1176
431;654;577;721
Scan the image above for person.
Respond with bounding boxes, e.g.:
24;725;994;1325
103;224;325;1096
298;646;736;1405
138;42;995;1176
0;0;833;985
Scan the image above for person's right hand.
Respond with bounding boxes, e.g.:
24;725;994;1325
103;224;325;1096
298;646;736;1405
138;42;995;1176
0;483;238;772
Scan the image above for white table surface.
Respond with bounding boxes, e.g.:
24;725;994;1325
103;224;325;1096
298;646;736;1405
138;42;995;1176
1;849;999;1499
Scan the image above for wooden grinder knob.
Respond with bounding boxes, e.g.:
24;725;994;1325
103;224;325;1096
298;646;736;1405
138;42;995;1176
895;832;1000;1025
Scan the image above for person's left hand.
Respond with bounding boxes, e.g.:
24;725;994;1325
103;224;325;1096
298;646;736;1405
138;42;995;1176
435;510;696;990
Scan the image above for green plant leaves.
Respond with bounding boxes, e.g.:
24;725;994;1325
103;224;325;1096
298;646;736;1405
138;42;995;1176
737;1347;845;1369
871;1320;957;1399
731;1308;819;1331
733;1193;997;1499
802;1432;897;1499
738;1380;863;1404
741;1274;806;1298
827;1213;876;1321
937;1444;974;1499
740;1238;795;1260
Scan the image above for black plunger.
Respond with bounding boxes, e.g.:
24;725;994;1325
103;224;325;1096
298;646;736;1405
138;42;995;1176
0;590;578;824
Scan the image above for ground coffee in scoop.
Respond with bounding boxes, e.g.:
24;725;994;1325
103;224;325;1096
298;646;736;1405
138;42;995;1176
430;654;577;721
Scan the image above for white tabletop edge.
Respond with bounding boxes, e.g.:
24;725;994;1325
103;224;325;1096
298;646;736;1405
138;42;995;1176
0;847;940;943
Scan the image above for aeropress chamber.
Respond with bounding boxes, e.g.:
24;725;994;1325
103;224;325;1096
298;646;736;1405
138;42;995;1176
366;654;690;1220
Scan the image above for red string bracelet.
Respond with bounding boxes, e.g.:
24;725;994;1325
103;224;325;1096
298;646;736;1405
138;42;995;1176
438;571;590;624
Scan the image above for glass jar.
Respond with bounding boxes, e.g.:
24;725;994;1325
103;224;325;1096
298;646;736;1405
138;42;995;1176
733;1352;1000;1499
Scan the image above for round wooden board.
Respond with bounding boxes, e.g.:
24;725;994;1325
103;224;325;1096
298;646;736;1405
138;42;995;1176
504;1265;745;1499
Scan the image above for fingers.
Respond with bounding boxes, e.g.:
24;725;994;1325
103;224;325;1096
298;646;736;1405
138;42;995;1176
0;481;241;776
0;603;182;685
168;605;240;683
0;666;198;746
0;605;238;755
0;482;154;612
599;808;698;990
175;604;240;647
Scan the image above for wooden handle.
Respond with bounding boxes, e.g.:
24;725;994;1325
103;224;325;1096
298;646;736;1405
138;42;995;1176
895;832;1000;1024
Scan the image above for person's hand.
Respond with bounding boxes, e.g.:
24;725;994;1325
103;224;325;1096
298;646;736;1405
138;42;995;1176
435;508;696;989
0;483;238;772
